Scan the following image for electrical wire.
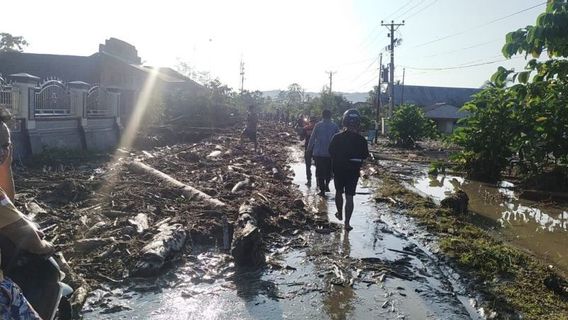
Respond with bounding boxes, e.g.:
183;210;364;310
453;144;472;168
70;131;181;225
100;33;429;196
405;0;439;20
420;38;501;59
342;58;379;84
383;0;416;21
411;1;546;49
348;74;380;92
403;55;525;71
393;0;426;20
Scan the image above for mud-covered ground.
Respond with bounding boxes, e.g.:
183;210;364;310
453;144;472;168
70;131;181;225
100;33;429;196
12;126;568;319
13;123;328;316
367;139;568;320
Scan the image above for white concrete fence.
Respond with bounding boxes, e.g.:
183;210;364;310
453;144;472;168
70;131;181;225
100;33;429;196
0;73;121;158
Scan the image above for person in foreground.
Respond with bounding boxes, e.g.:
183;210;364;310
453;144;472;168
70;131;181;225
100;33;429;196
0;120;51;319
307;109;339;196
329;109;369;231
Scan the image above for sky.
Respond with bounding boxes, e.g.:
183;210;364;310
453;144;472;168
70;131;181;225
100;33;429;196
1;0;547;93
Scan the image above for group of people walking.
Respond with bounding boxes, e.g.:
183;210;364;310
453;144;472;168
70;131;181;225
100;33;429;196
240;106;369;230
300;109;369;231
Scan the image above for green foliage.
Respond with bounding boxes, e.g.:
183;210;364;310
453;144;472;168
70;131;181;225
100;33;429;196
302;90;353;122
0;33;28;52
450;88;519;181
387;104;438;147
453;1;568;184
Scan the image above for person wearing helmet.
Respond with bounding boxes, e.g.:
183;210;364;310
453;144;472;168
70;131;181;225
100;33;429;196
329;109;369;231
307;109;339;196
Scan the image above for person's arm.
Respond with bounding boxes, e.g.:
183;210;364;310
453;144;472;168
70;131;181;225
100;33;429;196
0;219;54;255
307;124;318;151
328;134;338;159
0;145;15;202
360;136;370;160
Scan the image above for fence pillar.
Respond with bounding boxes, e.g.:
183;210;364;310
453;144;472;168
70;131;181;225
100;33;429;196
107;87;121;124
8;73;39;128
69;81;90;127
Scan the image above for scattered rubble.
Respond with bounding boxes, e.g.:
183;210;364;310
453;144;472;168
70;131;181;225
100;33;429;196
13;122;318;315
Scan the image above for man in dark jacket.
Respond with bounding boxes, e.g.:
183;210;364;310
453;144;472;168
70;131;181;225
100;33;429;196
329;109;369;231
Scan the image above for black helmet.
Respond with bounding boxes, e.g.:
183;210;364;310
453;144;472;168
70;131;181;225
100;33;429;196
342;109;361;128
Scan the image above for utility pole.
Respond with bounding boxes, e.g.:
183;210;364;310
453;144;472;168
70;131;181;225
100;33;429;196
239;58;245;93
401;68;406;105
325;71;336;94
376;53;383;124
381;20;404;118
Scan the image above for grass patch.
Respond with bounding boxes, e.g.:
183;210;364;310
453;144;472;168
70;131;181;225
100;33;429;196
375;174;568;319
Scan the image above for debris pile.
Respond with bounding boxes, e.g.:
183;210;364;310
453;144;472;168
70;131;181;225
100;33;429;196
13;123;316;313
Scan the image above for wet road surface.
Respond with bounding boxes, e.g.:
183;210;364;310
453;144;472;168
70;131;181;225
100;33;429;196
83;147;481;319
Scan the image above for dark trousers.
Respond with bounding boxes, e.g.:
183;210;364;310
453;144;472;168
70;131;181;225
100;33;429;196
304;146;313;180
314;156;332;192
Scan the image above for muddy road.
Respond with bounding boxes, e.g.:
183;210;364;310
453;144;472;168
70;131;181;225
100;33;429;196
81;147;482;319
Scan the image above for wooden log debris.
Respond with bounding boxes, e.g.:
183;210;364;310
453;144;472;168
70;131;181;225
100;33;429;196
127;161;227;208
131;223;187;277
231;202;266;267
128;213;149;234
74;237;116;254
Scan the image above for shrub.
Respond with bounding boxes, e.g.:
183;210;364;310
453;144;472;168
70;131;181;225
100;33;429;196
387;104;438;147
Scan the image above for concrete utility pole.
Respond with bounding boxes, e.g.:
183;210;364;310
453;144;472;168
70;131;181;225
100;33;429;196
401;68;406;105
239;58;245;93
325;71;336;94
381;20;404;118
376;53;383;124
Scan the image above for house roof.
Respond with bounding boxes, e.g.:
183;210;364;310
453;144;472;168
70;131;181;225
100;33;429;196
0;51;205;90
389;84;480;107
0;52;100;84
424;103;469;120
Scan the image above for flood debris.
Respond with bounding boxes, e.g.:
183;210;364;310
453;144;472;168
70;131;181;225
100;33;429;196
127;160;227;208
231;206;265;267
132;223;187;277
10;122;338;315
440;189;469;214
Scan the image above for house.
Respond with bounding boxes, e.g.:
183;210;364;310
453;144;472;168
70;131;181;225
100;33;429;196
423;103;470;133
383;84;480;132
0;38;205;157
0;38;204;123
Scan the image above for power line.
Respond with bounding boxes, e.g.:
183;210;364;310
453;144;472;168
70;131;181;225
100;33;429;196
332;56;378;69
393;0;426;20
405;0;439;20
347;74;379;92
342;57;378;84
383;0;416;20
420;38;500;59
403;55;525;71
412;1;546;49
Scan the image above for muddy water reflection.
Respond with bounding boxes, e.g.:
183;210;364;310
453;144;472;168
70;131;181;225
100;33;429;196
412;173;568;273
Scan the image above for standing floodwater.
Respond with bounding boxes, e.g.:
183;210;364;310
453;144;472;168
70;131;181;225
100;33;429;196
82;148;481;319
411;171;568;275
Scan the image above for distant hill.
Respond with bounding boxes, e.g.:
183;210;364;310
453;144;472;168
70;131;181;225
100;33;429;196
261;90;369;103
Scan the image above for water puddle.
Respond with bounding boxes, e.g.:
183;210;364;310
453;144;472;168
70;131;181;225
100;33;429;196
411;171;568;274
83;148;481;319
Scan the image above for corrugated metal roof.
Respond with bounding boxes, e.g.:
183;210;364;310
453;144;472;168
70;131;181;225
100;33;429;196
424;104;469;119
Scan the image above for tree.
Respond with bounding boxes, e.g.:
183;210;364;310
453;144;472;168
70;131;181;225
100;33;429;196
388;104;437;148
0;33;28;52
452;0;568;184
